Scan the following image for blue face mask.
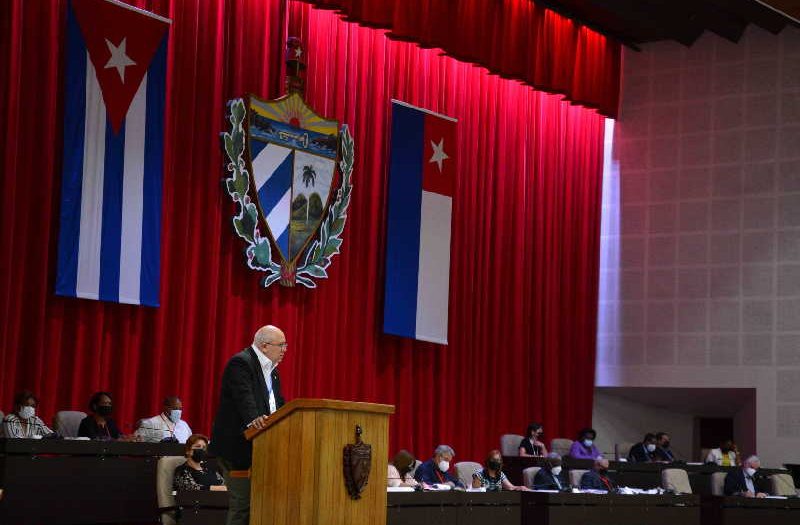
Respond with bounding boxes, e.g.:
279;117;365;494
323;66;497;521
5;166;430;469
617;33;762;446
168;409;182;423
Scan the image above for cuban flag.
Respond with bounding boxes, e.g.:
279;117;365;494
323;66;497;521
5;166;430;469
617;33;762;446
56;0;169;307
383;101;457;345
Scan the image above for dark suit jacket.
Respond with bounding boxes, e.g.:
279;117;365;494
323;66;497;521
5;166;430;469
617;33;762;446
580;470;616;491
413;459;465;488
654;446;675;462
628;443;655;463
209;347;284;469
723;469;770;496
533;468;566;490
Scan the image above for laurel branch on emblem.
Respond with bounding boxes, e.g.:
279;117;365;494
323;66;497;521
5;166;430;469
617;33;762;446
222;98;353;289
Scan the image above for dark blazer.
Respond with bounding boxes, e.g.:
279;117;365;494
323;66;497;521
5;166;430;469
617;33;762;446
654;446;675;462
628;443;655;463
533;468;566;490
78;416;121;440
580;470;616;491
413;459;465;488
209;347;284;469
723;469;770;496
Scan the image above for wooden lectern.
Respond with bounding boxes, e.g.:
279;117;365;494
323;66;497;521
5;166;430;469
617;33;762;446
244;399;394;525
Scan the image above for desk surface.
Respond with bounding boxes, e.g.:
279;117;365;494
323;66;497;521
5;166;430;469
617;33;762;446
0;437;185;456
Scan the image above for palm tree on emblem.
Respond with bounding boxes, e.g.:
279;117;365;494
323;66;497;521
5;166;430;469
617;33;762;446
302;165;316;223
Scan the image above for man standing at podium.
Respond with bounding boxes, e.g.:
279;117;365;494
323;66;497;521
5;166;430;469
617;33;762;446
211;325;287;525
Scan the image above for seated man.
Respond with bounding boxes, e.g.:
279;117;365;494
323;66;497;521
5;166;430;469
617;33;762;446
533;453;567;490
724;455;769;498
414;444;465;489
135;395;192;443
628;433;657;463
653;431;675;462
580;458;616;491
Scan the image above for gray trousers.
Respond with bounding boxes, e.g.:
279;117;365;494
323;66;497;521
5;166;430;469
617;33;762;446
219;458;251;525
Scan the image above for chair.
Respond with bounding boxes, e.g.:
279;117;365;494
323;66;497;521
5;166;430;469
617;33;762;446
662;468;692;494
408;459;421;479
156;456;186;525
454;461;482;488
0;410;4;437
522;466;541;488
615;442;636;461
53;410;87;438
700;448;711;463
710;471;727;496
770;473;798;496
569;469;588;488
500;434;524;457
550;438;573;457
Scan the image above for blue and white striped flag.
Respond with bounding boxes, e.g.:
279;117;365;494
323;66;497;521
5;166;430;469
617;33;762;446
56;0;170;307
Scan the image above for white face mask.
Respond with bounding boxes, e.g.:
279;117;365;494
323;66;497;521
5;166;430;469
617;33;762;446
551;466;562;476
168;409;182;423
745;467;757;477
438;460;450;472
583;439;593;447
19;406;35;420
646;444;656;453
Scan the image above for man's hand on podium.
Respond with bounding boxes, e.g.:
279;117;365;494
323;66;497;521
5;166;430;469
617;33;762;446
248;414;269;430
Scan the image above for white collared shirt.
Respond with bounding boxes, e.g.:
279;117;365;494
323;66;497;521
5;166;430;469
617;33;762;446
135;414;192;443
252;345;277;414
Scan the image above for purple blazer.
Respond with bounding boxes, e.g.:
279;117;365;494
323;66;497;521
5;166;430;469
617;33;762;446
569;440;601;459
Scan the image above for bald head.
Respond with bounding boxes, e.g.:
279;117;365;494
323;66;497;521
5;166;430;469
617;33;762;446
594;458;609;471
253;325;287;364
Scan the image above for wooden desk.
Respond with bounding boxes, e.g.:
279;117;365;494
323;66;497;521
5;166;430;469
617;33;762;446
701;495;800;525
176;490;229;525
0;438;184;525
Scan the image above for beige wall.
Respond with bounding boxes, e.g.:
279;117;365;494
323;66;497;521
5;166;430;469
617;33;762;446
596;25;800;468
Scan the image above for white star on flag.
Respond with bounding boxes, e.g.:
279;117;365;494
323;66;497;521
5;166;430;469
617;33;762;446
429;138;450;172
104;37;136;83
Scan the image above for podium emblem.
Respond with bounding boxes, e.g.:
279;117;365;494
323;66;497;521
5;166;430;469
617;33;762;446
343;425;372;500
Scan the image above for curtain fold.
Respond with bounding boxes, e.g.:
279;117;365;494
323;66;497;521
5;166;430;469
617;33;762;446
302;0;621;117
0;0;604;460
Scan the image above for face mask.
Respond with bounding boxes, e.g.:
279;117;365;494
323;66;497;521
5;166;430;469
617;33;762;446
191;448;207;462
97;405;113;417
598;468;608;475
438;460;450;472
487;460;502;471
662;441;670;449
583;439;593;447
745;467;756;477
646;444;656;453
168;409;182;423
551;466;562;476
19;406;35;420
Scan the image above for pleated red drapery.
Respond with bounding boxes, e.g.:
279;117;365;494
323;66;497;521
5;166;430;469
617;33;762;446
0;0;607;461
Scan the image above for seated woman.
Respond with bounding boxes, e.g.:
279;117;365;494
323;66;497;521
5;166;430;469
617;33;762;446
568;427;601;459
706;439;739;466
78;391;121;440
173;434;226;491
387;449;420;488
3;390;54;438
471;450;529;491
518;422;548;457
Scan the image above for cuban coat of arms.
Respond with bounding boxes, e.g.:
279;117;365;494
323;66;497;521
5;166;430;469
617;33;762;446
222;40;353;289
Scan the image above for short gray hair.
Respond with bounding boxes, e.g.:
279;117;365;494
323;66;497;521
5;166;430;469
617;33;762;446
434;444;455;457
253;325;281;347
745;455;760;466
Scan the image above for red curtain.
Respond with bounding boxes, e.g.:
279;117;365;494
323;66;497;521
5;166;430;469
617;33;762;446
302;0;621;118
0;0;605;461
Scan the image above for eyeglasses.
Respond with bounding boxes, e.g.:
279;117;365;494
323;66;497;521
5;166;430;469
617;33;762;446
265;341;289;349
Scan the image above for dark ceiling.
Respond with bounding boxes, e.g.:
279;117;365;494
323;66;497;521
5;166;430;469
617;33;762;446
540;0;800;49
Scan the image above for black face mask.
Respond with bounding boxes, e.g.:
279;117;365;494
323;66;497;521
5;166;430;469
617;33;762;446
598;468;608;476
96;405;113;417
661;441;670;449
487;460;502;471
191;449;207;463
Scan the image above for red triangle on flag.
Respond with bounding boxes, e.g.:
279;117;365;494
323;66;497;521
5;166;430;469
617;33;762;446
72;0;169;133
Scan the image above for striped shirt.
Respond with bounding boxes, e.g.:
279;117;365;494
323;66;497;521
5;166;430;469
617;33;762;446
473;469;507;491
3;414;54;438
